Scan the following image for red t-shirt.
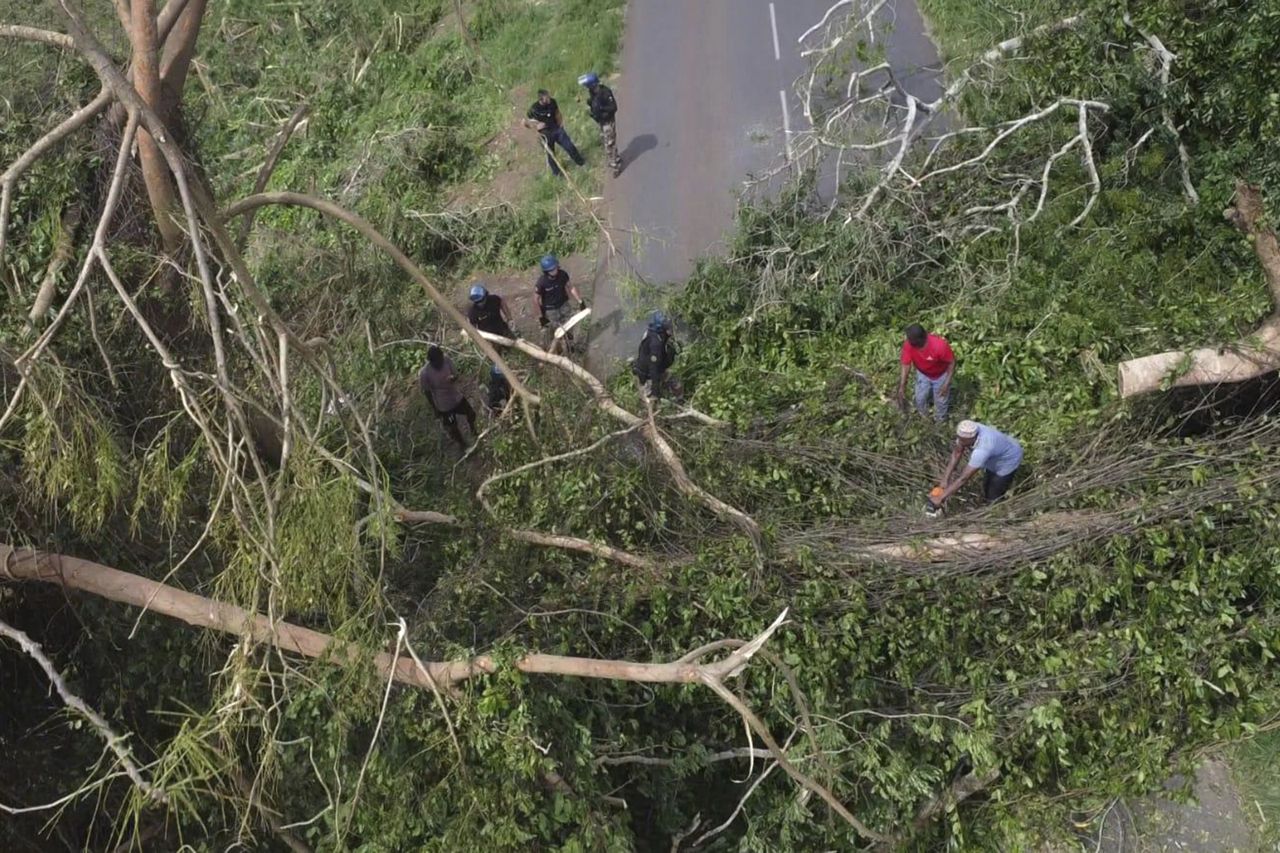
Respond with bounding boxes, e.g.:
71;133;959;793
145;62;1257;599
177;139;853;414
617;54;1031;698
900;334;954;379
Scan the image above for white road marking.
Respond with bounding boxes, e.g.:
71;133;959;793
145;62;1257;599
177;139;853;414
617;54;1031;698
779;88;793;160
768;2;781;61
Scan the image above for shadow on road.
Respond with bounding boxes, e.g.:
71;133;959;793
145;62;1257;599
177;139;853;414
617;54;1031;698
618;133;657;173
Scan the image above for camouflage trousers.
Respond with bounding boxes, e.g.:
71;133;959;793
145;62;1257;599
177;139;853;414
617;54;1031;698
599;121;622;173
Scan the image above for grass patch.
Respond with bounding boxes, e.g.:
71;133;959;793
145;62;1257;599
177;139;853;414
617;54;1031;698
1232;729;1280;847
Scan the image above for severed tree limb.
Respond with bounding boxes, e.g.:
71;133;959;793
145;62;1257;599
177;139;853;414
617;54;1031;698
700;672;885;842
1118;183;1280;396
475;330;763;550
0;615;165;805
393;507;660;572
0;23;74;48
2;543;785;690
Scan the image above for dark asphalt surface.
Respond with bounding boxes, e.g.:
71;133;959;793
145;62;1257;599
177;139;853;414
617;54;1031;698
587;0;943;371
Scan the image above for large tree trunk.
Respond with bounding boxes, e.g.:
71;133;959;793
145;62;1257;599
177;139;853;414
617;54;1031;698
1118;183;1280;397
0;544;769;688
158;0;207;119
127;0;183;257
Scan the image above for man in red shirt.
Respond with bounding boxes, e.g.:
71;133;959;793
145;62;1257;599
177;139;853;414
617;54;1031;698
897;324;955;422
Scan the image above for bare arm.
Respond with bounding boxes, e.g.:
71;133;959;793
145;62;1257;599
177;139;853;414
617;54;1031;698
568;282;584;304
940;443;963;487
939;360;955;394
500;299;513;325
935;464;979;505
897;362;911;399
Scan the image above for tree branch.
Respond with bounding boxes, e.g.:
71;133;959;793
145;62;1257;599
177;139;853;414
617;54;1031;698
1118;183;1280;396
0;615;164;805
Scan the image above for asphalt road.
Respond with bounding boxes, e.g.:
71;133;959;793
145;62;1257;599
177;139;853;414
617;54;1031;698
587;0;943;370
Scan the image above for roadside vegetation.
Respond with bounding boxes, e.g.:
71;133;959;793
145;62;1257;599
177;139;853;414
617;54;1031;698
3;0;1280;851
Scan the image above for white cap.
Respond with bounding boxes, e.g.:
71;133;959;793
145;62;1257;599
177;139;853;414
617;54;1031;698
956;420;979;439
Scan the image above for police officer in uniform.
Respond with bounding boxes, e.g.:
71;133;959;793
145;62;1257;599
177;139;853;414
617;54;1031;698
579;72;621;177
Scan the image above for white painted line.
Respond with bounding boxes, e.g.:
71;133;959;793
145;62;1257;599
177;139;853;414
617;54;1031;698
779;88;793;160
769;2;781;61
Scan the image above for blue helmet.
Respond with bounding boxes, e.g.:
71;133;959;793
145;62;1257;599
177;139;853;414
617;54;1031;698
540;254;559;272
469;283;488;302
490;364;503;378
648;310;668;331
578;72;600;88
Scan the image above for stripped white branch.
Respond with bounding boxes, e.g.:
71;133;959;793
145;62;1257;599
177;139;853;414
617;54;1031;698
1068;104;1102;227
0;617;164;804
854;94;916;218
1125;14;1198;204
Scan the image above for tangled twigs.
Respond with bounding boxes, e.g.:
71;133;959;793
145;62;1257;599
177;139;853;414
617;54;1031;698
794;5;1103;224
0;615;165;806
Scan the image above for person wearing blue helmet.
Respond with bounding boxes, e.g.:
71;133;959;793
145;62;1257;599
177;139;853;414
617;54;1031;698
466;282;515;338
486;363;511;414
523;88;585;178
579;71;622;177
534;255;586;345
633;311;678;399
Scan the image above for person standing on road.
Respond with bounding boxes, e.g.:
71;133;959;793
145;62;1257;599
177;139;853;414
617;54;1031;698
930;419;1023;508
467;283;516;339
579;71;622;177
633;311;678;399
535;254;586;346
524;88;585;178
897;323;955;422
418;345;477;449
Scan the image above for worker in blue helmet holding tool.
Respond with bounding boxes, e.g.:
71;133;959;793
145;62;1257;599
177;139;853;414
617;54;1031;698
633;311;678;399
534;254;587;350
579;71;622;177
466;282;516;339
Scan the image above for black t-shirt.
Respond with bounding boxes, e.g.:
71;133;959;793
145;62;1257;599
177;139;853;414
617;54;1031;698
468;294;511;335
587;84;618;123
636;329;674;379
536;269;571;310
527;98;560;135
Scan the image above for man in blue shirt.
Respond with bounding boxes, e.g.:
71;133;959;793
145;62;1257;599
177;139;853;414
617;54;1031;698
930;419;1023;508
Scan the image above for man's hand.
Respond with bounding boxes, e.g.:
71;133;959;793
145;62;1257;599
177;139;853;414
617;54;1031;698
539;315;549;328
896;390;908;413
578;300;587;311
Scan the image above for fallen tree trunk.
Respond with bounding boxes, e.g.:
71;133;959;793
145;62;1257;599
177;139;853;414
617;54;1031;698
0;544;747;688
1118;183;1280;397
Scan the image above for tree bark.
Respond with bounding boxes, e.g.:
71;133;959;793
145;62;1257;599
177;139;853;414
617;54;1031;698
127;0;183;256
0;544;762;688
158;0;207;119
1118;183;1280;397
